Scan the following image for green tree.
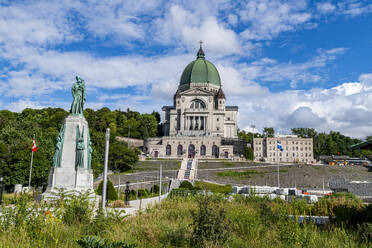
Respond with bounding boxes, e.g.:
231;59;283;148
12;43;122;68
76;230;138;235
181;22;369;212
263;127;275;137
96;180;118;201
109;140;139;172
243;147;253;160
291;128;317;138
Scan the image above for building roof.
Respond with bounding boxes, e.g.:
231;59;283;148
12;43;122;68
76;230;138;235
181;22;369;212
226;106;238;110
161;106;175;110
217;88;226;99
350;139;372;150
179;45;221;87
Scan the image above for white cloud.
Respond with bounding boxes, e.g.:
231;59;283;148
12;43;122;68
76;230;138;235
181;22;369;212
154;5;242;57
338;2;372;17
239;0;311;40
7;99;46;112
317;2;336;14
286;106;326;127
2;0;372;140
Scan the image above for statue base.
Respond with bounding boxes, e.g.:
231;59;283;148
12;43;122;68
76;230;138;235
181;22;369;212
44;114;95;200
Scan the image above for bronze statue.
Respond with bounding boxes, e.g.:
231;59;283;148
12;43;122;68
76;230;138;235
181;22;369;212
52;124;65;168
70;76;86;115
75;125;85;169
87;128;93;170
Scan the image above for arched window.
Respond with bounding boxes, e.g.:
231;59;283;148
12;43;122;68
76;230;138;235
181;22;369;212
188;144;195;158
212;145;219;158
200;145;206;156
177;145;183;156
190;99;206;109
166;144;171;156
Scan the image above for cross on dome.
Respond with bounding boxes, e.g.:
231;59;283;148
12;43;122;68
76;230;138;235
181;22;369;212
197;40;205;59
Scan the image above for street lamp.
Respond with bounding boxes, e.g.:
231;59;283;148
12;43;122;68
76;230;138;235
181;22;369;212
0;175;4;205
128;125;131;149
250;124;256;154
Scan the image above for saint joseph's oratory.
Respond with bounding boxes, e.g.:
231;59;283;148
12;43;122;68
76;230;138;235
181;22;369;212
144;45;246;159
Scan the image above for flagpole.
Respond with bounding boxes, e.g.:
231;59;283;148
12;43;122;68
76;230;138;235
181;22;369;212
28;134;35;189
277;149;280;188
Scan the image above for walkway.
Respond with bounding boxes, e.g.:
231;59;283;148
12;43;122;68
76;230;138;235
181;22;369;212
115;193;169;216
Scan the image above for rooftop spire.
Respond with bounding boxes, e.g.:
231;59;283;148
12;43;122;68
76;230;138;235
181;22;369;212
197;40;205;59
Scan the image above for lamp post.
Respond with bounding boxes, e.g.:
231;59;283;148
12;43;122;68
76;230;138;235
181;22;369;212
0;175;4;205
102;128;110;209
128;125;131;149
250;124;256;149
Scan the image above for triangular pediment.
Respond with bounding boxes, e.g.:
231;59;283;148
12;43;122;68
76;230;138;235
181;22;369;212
180;87;214;96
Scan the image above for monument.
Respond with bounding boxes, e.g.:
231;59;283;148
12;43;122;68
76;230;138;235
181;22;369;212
45;76;94;194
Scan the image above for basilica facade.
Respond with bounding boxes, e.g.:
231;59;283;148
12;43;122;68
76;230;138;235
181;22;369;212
144;45;243;159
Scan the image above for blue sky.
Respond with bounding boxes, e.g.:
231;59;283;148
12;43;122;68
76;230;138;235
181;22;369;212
1;0;372;138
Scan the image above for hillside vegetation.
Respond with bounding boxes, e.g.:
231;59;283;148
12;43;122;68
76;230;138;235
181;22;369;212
0;108;160;190
0;192;371;247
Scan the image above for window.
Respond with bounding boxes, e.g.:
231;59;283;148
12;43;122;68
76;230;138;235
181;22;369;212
177;145;183;156
190;99;206;109
200;145;206;156
217;118;219;121
166;145;171;156
212;145;219;157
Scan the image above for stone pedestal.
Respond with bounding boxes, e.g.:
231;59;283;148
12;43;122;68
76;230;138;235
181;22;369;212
45;115;94;195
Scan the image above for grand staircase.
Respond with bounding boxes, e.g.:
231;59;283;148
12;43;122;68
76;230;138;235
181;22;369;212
177;158;198;181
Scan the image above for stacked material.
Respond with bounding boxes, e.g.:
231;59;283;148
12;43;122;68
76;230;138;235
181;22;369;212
233;185;319;203
233;186;278;194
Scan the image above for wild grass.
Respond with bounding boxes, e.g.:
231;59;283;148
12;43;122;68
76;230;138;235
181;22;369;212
194;181;232;194
0;191;370;247
217;170;264;179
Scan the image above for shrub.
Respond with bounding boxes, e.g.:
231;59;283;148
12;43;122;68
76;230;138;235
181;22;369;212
179;181;194;190
97;180;118;201
76;236;136;248
194;181;232;194
62;191;94;225
312;192;363;217
150;184;159;194
137;189;150;198
357;223;372;243
190;195;231;247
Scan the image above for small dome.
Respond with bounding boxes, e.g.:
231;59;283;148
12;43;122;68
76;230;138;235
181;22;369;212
179;46;221;87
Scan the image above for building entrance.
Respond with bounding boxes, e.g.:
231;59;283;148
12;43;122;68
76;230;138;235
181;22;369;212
212;145;219;158
188;144;195;158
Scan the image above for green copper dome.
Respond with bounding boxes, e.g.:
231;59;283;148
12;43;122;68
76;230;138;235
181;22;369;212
180;46;221;86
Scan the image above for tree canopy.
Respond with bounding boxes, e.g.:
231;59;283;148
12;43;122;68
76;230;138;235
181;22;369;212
291;128;361;158
0;107;161;190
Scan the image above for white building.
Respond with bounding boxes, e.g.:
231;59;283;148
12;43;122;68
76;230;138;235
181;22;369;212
253;135;314;163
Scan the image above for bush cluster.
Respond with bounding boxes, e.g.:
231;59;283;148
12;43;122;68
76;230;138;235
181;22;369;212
97;180;118;201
